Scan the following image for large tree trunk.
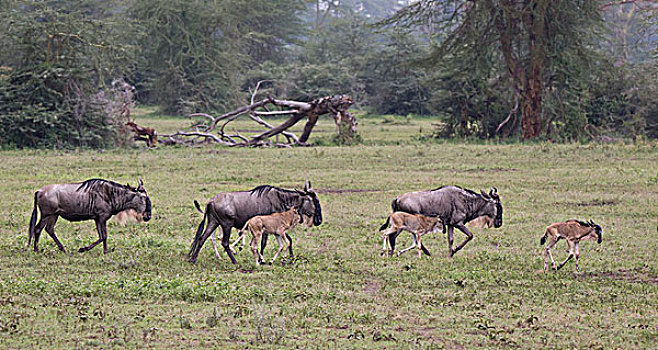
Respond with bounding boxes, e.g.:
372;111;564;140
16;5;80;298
521;0;548;140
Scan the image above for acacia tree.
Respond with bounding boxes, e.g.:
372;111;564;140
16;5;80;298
388;0;602;139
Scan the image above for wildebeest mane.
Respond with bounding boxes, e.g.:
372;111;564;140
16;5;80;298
76;178;132;193
250;185;298;197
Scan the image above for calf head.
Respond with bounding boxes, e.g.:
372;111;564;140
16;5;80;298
589;219;603;244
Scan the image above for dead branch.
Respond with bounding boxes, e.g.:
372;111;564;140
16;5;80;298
169;92;357;147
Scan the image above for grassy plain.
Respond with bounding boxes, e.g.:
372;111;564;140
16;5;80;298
0;111;657;349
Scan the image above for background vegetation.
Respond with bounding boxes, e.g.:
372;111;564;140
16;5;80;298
1;0;657;148
1;115;657;348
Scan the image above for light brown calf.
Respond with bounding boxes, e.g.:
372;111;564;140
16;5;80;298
467;215;494;229
540;219;603;272
242;207;301;265
380;212;443;258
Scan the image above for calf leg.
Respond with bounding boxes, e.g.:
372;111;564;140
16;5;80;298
388;229;402;257
269;234;285;265
211;231;222;260
556;240;575;271
544;238;558;272
250;231;264;264
229;230;246;254
397;231;419;256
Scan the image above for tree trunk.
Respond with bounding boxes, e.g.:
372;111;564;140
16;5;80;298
520;0;548;140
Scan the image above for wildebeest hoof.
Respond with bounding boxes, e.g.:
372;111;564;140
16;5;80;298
268;261;273;265
78;247;87;253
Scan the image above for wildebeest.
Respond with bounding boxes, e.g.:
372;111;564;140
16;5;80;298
379;212;443;258
385;185;503;257
540;219;602;272
188;182;322;264
28;179;152;254
243;207;301;265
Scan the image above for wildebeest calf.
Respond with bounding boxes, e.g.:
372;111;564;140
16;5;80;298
540;219;602;272
242;207;301;265
380;212;443;258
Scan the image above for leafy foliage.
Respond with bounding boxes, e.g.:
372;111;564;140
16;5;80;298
0;1;135;148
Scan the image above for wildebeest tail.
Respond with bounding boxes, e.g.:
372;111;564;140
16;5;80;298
540;230;547;246
27;191;38;247
193;200;204;214
379;216;391;231
188;201;207;260
391;198;399;212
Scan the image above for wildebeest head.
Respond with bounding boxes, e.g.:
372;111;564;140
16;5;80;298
479;187;502;228
123;179;152;222
296;181;322;227
589;219;603;244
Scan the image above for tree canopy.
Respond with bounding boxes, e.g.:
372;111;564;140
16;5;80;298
0;0;656;148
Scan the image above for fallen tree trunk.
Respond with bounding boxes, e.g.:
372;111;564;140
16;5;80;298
160;93;358;147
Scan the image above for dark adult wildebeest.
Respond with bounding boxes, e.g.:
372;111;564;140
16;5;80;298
188;182;322;264
28;179;152;254
384;185;503;257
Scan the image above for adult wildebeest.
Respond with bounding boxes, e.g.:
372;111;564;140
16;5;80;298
540;219;602;272
188;182;322;264
28;179;152;254
384;185;503;257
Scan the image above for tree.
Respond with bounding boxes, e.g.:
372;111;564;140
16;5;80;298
0;1;136;148
387;0;603;139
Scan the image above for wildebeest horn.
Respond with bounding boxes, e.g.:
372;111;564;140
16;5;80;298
138;178;144;187
481;190;490;198
304;178;308;191
308;180;312;189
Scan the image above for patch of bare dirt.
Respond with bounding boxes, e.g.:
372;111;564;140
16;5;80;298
558;199;618;207
317;188;382;194
574;199;618;207
462;167;518;173
582;267;658;285
362;281;380;294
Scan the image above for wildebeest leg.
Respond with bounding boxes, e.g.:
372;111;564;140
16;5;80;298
544;238;559;272
447;226;455;257
260;234;268;256
79;219;107;253
388;229;402;257
285;232;294;258
43;216;66;252
556;240;574;271
574;241;580;271
32;216;49;252
450;223;474;257
220;223;238;264
420;243;432;257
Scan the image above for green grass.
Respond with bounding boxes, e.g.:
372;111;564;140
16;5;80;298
0;113;657;349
